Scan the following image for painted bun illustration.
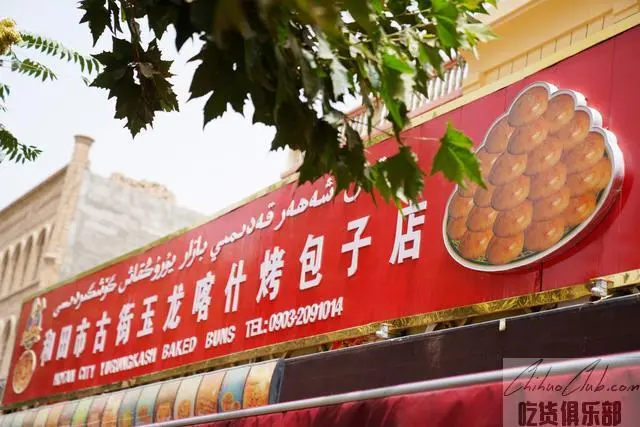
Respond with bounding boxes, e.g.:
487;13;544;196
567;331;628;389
458;229;493;260
488;152;527;186
532;187;570;221
525;136;564;176
491;175;530;211
476;148;500;176
494;201;533;237
446;217;468;240
556;109;592;150
565;192;597;227
473;184;496;208
444;82;623;271
507;117;549;155
12;350;36;394
487;233;525;265
466;206;498;232
449;193;474;218
544;93;576;132
484;115;513;153
508;85;549;126
457;179;478;197
524;217;566;252
529;162;568;201
563;131;605;174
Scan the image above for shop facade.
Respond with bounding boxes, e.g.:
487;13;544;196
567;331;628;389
2;1;640;425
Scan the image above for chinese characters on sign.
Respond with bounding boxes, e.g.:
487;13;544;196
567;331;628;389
39;198;428;362
6;172;434;406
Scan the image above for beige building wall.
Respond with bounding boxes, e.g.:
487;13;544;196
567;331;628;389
0;135;203;384
59;170;204;280
0;165;66;380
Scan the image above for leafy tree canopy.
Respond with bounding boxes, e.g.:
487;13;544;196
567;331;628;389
5;1;497;204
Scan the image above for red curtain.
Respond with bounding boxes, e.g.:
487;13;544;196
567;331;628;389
204;381;501;426
203;363;640;427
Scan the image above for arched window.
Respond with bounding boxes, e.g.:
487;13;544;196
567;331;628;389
9;243;21;293
21;236;34;288
32;229;47;281
0;319;10;370
0;252;9;295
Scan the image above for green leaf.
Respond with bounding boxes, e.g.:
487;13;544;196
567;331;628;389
91;38;177;136
432;0;459;20
74;0;496;206
382;52;415;74
17;32;100;76
0;126;41;164
374;146;424;203
147;3;179;38
418;44;443;67
431;122;485;188
107;0;122;33
345;0;375;33
435;19;459;49
79;0;110;45
0;84;9;102
463;23;497;44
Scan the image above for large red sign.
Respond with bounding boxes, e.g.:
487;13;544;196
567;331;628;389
4;25;640;407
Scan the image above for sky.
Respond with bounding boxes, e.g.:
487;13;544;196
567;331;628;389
0;1;308;215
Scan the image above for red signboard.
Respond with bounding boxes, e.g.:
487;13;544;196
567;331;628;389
4;25;640;407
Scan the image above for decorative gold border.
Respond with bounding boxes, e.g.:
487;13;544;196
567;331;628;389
0;283;587;410
5;12;639;412
9;265;640;411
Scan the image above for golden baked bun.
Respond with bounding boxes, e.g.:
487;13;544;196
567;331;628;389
487;233;525;265
555;110;591;151
457;180;479;198
466;206;499;232
566;163;605;197
524;136;563;176
529;162;568;200
449;193;474;218
476;148;500;178
459;229;493;260
176;401;190;419
508;86;549;127
488;152;528;186
564;132;605;174
447;217;468;240
473;184;496;208
593;157;612;191
484;116;514;153
492;175;530;211
543;94;575;133
565;192;597;227
507;117;549;155
195;398;216;416
532;187;570;221
101;410;116;427
494;201;533;238
524;217;566;252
